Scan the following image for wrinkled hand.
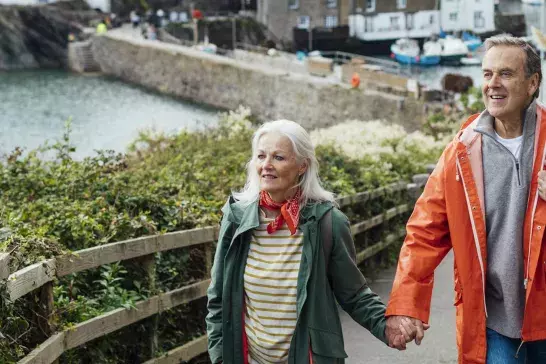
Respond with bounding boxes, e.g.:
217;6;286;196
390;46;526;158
385;316;430;350
538;171;546;201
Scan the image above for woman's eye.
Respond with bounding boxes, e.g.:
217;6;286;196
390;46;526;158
257;155;265;160
275;156;284;161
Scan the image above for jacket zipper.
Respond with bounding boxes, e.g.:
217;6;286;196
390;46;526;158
456;157;488;317
481;132;522;187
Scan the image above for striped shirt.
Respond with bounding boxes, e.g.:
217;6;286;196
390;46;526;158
244;211;303;364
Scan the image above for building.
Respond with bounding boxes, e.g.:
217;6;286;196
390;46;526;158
349;0;440;41
257;0;352;45
440;0;495;34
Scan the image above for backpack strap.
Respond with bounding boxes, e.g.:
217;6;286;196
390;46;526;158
321;209;333;274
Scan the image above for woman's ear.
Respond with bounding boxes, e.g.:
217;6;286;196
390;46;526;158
299;160;309;176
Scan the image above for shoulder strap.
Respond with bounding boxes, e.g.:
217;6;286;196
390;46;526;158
321;209;333;273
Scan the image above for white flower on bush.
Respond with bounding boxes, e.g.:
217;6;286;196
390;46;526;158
310;120;444;161
219;105;253;137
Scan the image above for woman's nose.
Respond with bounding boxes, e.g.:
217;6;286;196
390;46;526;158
263;157;273;169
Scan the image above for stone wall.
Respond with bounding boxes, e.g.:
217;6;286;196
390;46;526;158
91;33;426;131
0;0;100;70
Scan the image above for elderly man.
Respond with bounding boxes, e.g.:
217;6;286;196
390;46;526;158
385;35;546;363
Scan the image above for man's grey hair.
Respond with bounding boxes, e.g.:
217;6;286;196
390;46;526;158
485;34;542;99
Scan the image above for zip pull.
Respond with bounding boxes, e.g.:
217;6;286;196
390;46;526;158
524;278;528;289
456;172;460;182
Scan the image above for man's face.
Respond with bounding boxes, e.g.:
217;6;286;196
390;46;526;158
482;45;539;121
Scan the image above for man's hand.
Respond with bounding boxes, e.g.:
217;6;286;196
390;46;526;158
385;315;430;350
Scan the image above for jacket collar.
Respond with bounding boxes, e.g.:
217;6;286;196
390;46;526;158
473;99;537;141
457;100;538;147
222;195;334;229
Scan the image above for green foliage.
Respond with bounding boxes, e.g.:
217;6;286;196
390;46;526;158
0;107;443;362
423;87;485;141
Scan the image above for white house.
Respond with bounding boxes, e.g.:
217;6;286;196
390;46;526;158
440;0;495;33
348;0;441;41
349;10;441;41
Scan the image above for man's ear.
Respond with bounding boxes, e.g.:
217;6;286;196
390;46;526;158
529;73;540;97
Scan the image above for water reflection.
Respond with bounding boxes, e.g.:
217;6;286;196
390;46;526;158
0;70;219;159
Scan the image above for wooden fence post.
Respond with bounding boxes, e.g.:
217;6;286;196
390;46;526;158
0;253;10;280
204;244;213;279
141;255;159;358
35;281;58;364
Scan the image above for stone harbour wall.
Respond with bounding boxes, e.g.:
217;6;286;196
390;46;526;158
91;33;426;131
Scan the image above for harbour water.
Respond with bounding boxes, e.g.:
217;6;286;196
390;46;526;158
0;70;219;159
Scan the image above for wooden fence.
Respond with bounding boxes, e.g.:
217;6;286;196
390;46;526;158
2;174;429;364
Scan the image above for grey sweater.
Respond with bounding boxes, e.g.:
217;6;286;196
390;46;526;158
474;101;536;339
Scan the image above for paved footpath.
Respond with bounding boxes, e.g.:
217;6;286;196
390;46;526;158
342;252;458;364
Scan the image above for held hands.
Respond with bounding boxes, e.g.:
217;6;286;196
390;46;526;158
385;316;430;350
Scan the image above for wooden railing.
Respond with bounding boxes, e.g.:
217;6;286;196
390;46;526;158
3;175;429;364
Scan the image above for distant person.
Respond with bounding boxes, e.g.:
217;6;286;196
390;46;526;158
130;10;140;28
169;10;178;23
351;72;360;89
96;20;107;34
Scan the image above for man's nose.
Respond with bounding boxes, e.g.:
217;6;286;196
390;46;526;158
488;74;501;88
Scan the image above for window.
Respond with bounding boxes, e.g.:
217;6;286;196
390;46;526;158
326;0;337;9
325;15;338;28
297;15;310;29
397;0;407;9
289;0;299;10
366;0;376;13
449;12;458;22
364;17;373;32
390;16;400;30
406;13;414;30
474;11;485;28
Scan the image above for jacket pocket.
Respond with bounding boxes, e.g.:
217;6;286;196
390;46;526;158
309;327;348;359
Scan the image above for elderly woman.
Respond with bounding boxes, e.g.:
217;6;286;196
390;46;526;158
206;120;418;364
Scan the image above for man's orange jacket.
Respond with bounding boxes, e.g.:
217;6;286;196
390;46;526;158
386;104;546;363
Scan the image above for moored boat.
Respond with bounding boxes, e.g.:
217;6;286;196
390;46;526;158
390;38;441;66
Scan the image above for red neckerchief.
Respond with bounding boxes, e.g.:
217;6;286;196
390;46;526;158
259;189;301;235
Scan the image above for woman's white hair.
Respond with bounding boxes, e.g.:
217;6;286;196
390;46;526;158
232;119;336;206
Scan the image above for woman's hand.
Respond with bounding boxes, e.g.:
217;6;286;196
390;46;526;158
538;171;546;201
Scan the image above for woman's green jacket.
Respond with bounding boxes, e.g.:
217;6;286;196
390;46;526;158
206;197;388;364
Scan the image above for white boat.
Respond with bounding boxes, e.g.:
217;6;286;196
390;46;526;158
460;56;481;66
439;36;469;64
390;38;441;66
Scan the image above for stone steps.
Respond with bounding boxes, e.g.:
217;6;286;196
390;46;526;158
68;40;101;73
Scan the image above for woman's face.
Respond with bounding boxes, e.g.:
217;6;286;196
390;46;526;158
255;132;306;202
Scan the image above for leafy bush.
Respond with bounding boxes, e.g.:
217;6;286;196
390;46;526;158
0;106;445;362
